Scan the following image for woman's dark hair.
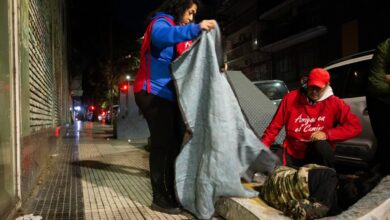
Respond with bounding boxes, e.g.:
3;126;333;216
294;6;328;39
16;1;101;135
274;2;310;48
149;0;201;24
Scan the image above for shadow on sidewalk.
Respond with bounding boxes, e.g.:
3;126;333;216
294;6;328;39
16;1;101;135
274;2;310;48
71;160;150;177
68;158;167;216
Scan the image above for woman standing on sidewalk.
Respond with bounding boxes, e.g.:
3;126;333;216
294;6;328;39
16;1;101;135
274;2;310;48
133;0;216;214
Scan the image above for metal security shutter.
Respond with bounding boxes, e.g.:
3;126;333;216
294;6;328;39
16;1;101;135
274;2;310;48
52;2;63;125
28;0;58;131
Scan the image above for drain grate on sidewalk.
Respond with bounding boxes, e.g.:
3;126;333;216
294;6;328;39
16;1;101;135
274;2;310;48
24;140;85;220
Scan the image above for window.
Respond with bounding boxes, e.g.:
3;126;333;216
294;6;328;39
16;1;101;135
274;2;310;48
344;61;370;98
254;81;289;101
328;66;349;98
328;60;370;98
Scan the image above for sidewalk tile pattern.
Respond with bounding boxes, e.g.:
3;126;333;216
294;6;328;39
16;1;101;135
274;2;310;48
26;141;84;220
20;123;201;220
78;143;193;220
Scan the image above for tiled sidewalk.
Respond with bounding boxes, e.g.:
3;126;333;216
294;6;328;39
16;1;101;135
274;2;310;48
18;122;200;220
77;142;193;220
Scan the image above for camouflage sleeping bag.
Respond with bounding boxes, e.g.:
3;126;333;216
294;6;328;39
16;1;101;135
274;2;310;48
259;164;338;220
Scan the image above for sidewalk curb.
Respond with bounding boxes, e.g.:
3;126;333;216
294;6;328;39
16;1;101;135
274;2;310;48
215;183;289;220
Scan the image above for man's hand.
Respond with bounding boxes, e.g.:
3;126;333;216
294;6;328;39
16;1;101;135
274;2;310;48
310;131;327;141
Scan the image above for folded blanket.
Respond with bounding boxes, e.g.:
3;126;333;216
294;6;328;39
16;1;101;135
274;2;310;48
172;25;280;219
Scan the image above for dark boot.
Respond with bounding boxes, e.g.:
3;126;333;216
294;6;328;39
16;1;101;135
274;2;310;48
151;193;181;214
149;147;181;214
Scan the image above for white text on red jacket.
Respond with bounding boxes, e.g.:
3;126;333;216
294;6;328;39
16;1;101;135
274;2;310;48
294;114;325;133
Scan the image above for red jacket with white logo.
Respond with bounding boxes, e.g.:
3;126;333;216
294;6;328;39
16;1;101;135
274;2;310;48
261;87;362;159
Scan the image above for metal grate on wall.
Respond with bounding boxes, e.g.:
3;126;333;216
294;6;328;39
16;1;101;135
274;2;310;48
28;0;58;131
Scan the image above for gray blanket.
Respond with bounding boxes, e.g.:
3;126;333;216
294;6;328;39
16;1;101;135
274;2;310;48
172;26;279;219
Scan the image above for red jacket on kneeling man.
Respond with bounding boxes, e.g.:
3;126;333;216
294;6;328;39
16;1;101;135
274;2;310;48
261;68;362;164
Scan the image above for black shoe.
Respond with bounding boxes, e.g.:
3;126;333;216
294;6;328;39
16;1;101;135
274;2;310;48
151;202;181;214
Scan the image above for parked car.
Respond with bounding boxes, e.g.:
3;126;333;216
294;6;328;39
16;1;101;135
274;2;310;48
324;50;377;168
253;80;289;105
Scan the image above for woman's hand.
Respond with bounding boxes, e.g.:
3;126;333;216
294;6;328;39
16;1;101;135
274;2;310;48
220;63;228;73
199;19;217;31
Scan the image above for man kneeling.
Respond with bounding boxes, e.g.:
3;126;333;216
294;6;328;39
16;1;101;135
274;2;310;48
261;68;362;168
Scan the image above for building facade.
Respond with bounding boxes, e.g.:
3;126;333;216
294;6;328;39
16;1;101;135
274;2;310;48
0;0;70;219
217;0;271;80
218;0;390;88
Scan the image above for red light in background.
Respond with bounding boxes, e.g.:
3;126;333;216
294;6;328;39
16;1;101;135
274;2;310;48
119;81;129;93
55;126;60;137
120;84;128;92
89;105;95;111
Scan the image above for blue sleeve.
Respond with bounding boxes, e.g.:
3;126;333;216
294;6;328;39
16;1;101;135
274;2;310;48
151;18;201;49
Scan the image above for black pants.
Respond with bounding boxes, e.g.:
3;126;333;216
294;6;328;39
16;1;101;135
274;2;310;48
135;91;183;204
308;167;339;214
367;95;390;174
285;141;335;169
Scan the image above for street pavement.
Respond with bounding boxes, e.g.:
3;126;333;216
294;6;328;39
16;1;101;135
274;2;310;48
15;121;390;220
17;122;223;220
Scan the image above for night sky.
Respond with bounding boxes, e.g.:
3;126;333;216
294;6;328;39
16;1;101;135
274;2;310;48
69;0;164;105
69;0;217;62
68;0;217;106
69;0;163;64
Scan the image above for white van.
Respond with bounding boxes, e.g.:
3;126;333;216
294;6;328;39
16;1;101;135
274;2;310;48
324;50;377;167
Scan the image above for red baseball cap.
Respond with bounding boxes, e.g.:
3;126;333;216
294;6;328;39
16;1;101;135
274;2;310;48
307;68;330;88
